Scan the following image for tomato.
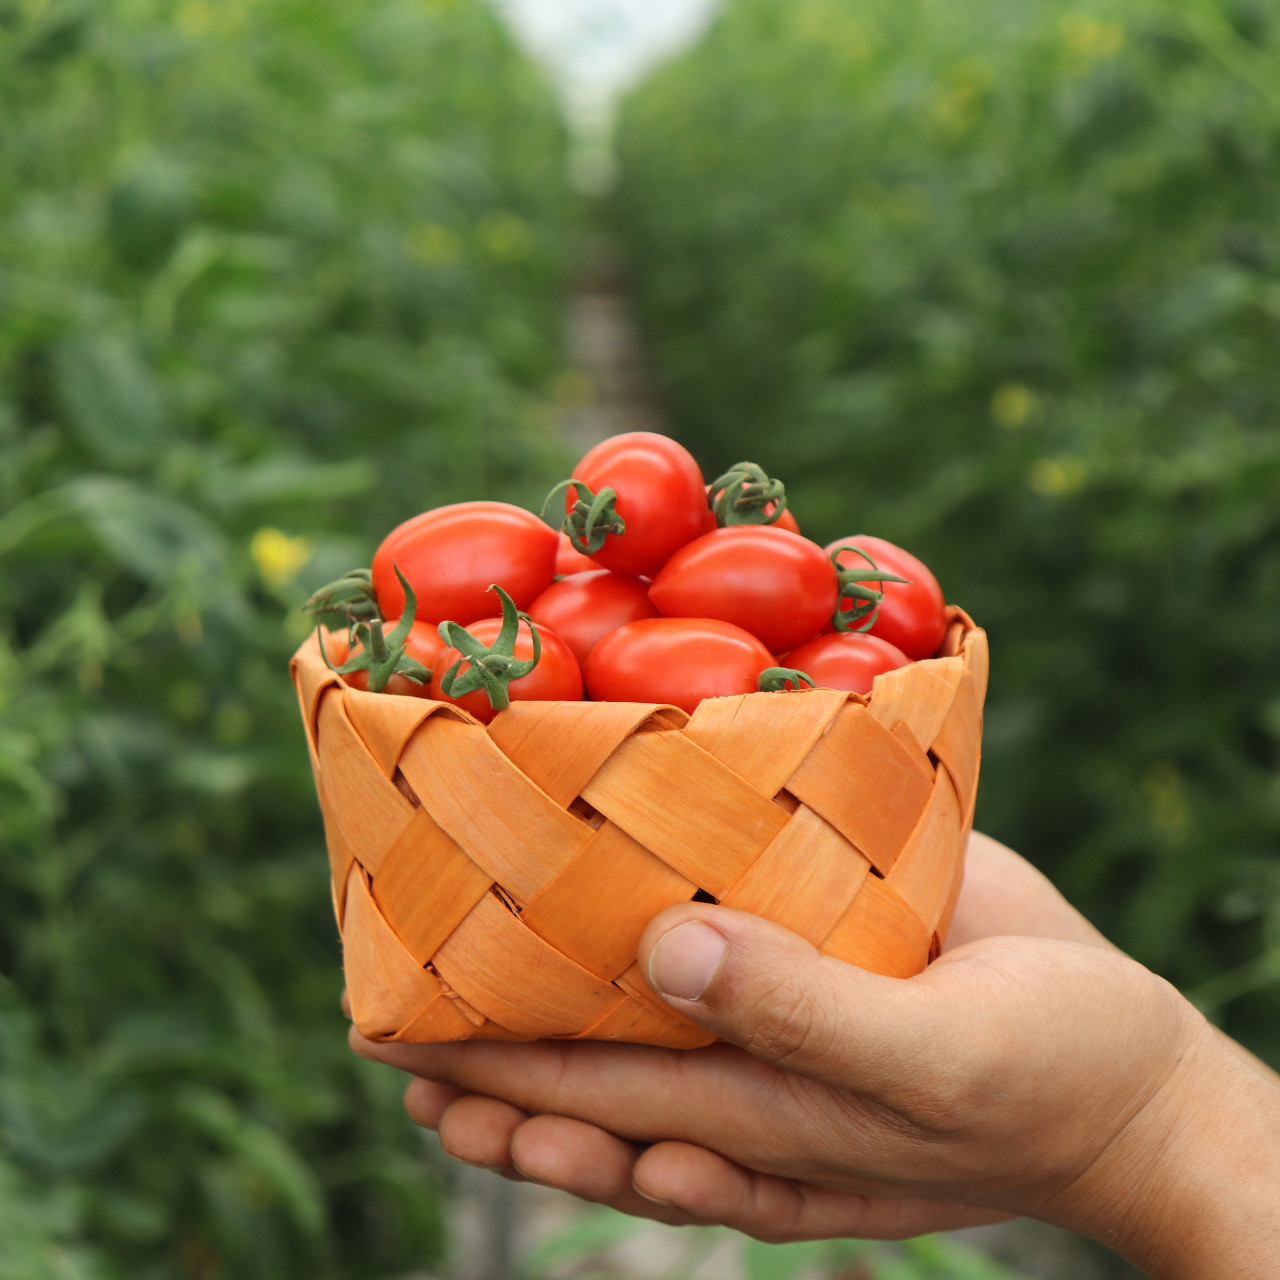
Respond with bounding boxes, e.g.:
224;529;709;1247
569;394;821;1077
372;501;557;625
781;631;910;695
825;535;947;661
649;526;837;654
429;615;582;725
561;432;706;577
555;531;597;577
326;619;445;698
527;570;658;668
584;617;774;715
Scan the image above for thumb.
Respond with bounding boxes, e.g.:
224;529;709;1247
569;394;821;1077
638;904;937;1094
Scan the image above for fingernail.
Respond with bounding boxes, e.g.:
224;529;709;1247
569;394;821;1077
648;920;727;1002
634;1184;674;1206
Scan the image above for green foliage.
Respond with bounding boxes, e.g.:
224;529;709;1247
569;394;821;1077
525;1205;1024;1279
0;0;575;1274
616;0;1280;1058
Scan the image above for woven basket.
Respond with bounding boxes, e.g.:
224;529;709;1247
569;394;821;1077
292;608;987;1048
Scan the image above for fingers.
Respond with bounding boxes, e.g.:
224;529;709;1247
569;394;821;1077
637;904;938;1093
634;1143;1013;1242
948;832;1118;952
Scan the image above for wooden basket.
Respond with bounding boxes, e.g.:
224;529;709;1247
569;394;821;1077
291;608;987;1049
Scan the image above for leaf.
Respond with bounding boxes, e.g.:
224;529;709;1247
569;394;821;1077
53;334;166;469
61;476;225;583
175;1087;328;1241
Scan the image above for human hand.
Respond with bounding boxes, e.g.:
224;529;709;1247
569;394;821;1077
352;834;1280;1277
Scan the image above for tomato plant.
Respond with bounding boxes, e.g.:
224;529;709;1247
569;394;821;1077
825;535;947;661
372;500;558;625
584;617;774;714
546;431;707;577
781;631;909;695
527;570;659;667
649;525;837;654
430;608;581;725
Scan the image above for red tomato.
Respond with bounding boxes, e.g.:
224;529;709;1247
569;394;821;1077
429;616;582;725
322;621;445;698
825;535;947;661
527;570;658;668
373;501;557;625
782;632;910;695
567;432;706;576
649;526;837;654
555;531;597;577
585;617;774;715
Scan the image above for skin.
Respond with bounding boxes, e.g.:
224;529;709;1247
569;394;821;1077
350;834;1280;1277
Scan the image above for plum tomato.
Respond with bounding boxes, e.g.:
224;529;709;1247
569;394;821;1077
584;617;774;715
825;535;947;661
372;501;558;625
429;615;582;725
527;570;659;668
781;631;910;695
560;432;707;577
649;526;837;654
327;619;445;698
555;531;597;577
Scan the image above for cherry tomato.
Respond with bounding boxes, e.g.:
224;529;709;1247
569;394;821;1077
373;501;557;626
649;526;837;654
825;535;947;661
567;432;707;577
527;570;659;668
782;631;910;695
322;621;445;698
584;617;774;715
428;616;582;725
555;531;597;577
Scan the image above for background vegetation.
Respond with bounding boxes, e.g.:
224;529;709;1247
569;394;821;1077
616;0;1280;1084
0;1;574;1275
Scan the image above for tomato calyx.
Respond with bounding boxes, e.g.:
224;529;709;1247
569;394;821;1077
302;566;380;624
830;545;912;633
319;566;432;693
707;461;789;527
757;666;816;693
541;479;626;555
437;584;541;713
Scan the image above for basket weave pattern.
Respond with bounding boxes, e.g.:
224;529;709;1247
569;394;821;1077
292;609;987;1048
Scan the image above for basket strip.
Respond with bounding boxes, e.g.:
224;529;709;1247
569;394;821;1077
886;770;964;937
398;715;592;904
316;695;418;878
819;874;929;978
869;659;962;755
931;668;982;819
787;704;933;874
521;822;696;980
396;991;487;1043
432;893;625;1037
613;960;713;1047
580;730;790;897
577;991;713;1049
683;688;850;795
343;862;459;1039
720;804;870;944
489;700;687;808
371;807;494;962
343;692;461;779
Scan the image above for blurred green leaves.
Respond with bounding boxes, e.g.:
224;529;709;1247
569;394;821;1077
0;0;576;1274
617;0;1280;1064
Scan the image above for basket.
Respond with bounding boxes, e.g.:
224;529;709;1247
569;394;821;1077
291;608;987;1049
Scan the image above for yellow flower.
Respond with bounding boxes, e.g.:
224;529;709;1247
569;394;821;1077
405;223;462;266
1029;458;1086;496
250;527;312;588
1061;15;1125;58
991;382;1038;428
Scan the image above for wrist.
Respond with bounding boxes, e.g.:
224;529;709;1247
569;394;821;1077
1048;1006;1280;1278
